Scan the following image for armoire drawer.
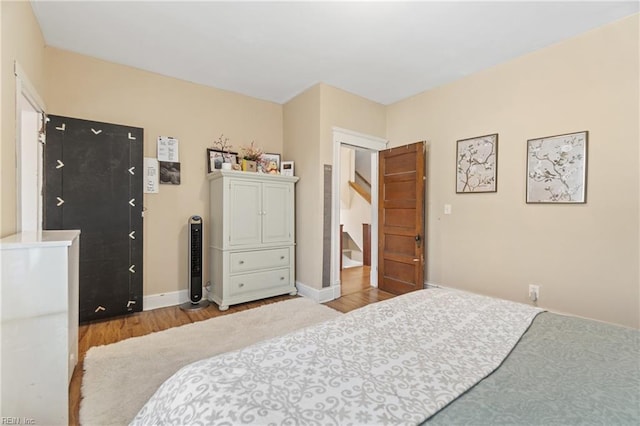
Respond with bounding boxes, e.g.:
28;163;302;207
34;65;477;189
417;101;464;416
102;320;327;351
229;248;290;273
228;268;291;297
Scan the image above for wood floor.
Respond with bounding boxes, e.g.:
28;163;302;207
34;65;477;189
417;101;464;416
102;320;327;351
324;265;395;311
340;265;371;295
69;279;393;425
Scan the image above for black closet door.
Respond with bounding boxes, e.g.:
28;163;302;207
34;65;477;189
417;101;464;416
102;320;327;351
44;115;143;322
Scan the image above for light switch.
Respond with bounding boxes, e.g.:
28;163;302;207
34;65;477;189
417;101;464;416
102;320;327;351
444;204;452;215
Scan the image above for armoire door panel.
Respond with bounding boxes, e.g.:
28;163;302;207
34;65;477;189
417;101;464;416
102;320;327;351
229;180;262;246
262;182;291;244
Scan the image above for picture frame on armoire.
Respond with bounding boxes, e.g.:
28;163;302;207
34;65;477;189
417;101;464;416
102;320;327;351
526;130;588;204
261;153;281;174
281;161;294;176
207;149;238;173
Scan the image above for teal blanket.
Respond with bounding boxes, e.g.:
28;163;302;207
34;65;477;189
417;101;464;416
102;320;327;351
424;312;640;425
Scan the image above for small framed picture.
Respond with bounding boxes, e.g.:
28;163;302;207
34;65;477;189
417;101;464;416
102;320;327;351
207;149;238;173
159;161;181;185
261;153;281;174
281;161;294;176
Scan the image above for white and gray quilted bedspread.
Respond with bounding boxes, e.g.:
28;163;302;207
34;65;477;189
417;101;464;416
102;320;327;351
131;288;542;425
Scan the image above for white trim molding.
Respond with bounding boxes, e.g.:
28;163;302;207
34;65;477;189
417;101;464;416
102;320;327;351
146;283;340;311
332;127;388;150
15;61;46;233
296;281;341;304
143;287;210;311
14;61;46;111
143;290;186;311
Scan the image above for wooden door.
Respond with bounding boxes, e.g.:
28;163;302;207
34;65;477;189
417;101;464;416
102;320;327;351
378;142;425;294
44;115;143;322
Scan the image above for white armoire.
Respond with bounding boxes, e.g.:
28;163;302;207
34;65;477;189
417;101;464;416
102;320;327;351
208;170;299;310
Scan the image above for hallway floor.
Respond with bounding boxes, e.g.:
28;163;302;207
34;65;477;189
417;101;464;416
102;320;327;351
340;265;371;296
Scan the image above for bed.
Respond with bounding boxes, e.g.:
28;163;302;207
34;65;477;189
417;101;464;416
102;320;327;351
131;288;639;425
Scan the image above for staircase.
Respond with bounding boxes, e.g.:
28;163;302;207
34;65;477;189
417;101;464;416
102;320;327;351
349;170;371;203
340;149;373;270
340;223;372;270
342;231;363;268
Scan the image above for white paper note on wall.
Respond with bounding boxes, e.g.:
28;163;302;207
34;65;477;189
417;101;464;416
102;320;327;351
157;136;179;162
144;157;159;193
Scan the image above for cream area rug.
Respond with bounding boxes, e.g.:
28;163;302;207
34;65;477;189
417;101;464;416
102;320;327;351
80;297;342;426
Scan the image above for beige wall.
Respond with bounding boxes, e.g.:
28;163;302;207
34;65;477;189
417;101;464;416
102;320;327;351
45;48;284;297
283;85;323;288
387;15;639;328
284;84;385;289
1;1;46;236
319;84;386;165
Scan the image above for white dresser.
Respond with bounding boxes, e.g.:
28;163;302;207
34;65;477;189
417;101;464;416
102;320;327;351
0;230;80;425
208;170;299;310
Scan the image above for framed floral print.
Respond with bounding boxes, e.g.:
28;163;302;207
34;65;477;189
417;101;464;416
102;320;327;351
456;133;498;193
526;131;588;203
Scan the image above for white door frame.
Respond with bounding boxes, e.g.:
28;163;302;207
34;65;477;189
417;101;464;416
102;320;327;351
15;61;46;232
331;127;387;292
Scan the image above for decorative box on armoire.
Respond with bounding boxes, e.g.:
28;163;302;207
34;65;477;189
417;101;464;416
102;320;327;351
208;170;299;310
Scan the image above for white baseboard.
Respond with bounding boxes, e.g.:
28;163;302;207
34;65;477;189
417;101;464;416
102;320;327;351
145;281;433;311
143;288;209;311
296;281;340;303
145;283;341;311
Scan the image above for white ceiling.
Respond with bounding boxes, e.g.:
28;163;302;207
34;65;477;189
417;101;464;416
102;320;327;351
31;1;639;105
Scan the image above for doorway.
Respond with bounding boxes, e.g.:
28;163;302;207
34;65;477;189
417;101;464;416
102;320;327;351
338;145;373;296
331;128;387;294
15;62;45;233
331;129;427;299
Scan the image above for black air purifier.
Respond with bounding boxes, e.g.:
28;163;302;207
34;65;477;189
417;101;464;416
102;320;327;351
180;215;210;311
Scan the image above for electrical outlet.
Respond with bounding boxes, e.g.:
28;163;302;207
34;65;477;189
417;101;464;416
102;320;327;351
529;284;540;302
